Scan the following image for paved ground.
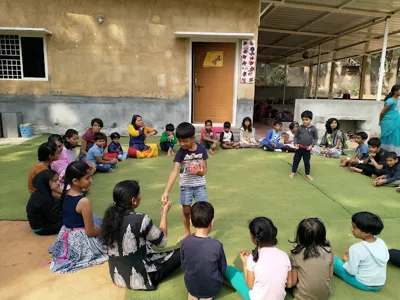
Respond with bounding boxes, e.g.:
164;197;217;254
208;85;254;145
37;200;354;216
0;221;125;300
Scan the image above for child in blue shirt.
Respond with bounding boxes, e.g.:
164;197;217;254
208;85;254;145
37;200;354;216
87;133;118;173
340;132;369;167
108;132;128;161
333;212;389;291
260;121;284;152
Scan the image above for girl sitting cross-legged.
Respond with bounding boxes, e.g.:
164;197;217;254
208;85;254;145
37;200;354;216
50;161;108;273
224;217;292;300
289;217;334;300
312;118;346;159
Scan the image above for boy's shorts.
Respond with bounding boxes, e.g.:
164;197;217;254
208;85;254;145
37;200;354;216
179;185;208;205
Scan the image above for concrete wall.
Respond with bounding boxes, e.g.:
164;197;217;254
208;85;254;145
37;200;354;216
0;0;259;132
294;99;383;141
0;95;188;135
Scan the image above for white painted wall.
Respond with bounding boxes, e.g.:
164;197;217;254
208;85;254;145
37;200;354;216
294;99;383;141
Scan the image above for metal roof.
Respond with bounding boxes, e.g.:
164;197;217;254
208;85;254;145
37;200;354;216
258;0;400;66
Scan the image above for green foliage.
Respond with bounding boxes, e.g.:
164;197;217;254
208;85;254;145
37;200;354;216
266;65;289;86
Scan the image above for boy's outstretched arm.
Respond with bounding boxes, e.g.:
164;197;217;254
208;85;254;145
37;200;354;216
162;162;180;202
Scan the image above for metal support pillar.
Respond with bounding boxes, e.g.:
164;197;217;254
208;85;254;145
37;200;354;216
377;18;390;101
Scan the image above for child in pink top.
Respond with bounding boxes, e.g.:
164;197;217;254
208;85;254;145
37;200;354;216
200;119;217;155
51;129;80;187
224;217;292;300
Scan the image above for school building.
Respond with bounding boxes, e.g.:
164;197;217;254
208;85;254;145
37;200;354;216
0;0;259;135
2;0;400;137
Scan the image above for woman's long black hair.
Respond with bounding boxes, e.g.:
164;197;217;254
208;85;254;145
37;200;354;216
325;118;340;134
64;129;79;150
242;117;253;132
249;217;278;262
290;217;331;260
101;180;140;247
131;115;142;130
385;84;400;101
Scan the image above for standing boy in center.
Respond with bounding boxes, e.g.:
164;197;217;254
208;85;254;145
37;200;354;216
162;122;209;242
290;110;318;181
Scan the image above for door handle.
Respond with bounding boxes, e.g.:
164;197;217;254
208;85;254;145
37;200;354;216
195;85;204;92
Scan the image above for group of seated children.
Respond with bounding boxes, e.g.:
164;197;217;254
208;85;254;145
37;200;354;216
24;119;400;299
182;202;393;300
338;132;400;191
196;117;300;154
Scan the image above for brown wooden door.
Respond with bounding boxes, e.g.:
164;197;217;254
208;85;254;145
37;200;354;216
193;43;235;123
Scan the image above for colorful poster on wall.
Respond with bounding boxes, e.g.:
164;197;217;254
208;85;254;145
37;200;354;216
241;40;257;83
203;51;224;67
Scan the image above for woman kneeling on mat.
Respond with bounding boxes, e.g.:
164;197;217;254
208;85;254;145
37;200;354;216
101;180;181;290
128;115;159;158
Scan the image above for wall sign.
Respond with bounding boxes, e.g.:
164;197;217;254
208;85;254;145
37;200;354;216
241;40;257;83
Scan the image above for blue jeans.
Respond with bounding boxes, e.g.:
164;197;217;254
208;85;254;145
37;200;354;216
224;266;251;300
333;256;383;291
160;142;174;152
261;142;284;151
179;185;208;205
117;152;128;160
96;163;116;172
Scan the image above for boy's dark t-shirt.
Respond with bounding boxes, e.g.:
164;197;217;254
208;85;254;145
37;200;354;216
174;143;208;187
181;235;227;298
372;148;388;167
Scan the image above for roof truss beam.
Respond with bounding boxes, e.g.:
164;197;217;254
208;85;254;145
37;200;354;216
260;0;390;18
259;27;336;37
258;44;367;54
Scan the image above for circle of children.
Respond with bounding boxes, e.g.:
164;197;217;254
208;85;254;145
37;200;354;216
26;88;400;300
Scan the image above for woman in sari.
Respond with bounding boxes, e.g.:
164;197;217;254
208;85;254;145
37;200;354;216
380;85;400;155
128;115;158;158
312;118;346;158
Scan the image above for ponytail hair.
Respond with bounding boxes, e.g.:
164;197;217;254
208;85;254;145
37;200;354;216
385;84;400;101
64;129;79;149
101;180;140;247
61;161;90;207
249;217;278;262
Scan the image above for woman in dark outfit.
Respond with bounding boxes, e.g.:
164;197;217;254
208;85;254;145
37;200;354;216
101;180;181;290
26;170;63;235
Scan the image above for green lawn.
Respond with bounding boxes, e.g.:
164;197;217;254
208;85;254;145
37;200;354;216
1;136;399;300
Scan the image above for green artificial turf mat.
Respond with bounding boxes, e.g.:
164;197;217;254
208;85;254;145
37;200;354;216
0;136;399;300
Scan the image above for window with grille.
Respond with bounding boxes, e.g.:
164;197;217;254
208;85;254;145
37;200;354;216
0;34;46;80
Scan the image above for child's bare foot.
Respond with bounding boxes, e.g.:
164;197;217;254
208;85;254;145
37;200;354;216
396;186;400;193
349;167;356;172
289;172;295;179
306;175;314;181
209;149;215;155
108;169;113;173
178;231;190;242
167;151;172;157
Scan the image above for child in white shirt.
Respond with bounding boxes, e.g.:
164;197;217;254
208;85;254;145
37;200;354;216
333;212;389;291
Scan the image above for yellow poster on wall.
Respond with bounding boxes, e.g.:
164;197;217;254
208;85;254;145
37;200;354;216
203;51;224;67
